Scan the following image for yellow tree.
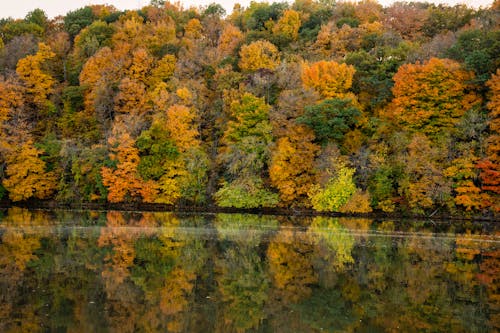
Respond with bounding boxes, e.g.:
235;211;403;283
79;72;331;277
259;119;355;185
239;40;280;72
2;141;57;201
127;48;153;83
149;54;176;87
301;60;356;99
15;43;55;107
272;9;301;42
270;125;319;206
165;104;200;153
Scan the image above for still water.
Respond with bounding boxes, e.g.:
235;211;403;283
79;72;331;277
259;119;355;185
0;208;498;332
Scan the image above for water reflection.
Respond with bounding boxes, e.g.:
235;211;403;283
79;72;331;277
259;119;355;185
0;208;498;332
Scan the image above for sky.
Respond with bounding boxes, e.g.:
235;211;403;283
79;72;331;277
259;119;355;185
0;0;494;20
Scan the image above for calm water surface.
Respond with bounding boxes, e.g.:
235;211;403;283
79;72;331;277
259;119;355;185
0;208;498;332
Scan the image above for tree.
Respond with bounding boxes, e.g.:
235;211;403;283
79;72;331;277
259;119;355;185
309;163;357;212
272;9;301;42
297;98;360;145
389;58;481;137
301;60;356;99
16;43;56;108
398;134;450;212
2;141;57;202
270;126;319;206
114;78;149;114
239;40;280;71
101;133;157;203
165;105;200;153
217;24;243;58
216;93;277;208
64;6;97;39
383;2;428;40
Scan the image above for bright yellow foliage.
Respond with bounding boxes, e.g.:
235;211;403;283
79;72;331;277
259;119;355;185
270;125;319;206
272;10;301;41
2;141;57;202
149;54;176;86
184;18;203;39
175;88;192;104
127;48;153;83
339;190;373;213
166;104;200;153
0;79;24;127
16;43;55;107
301;60;355;99
154;159;188;204
239;40;280;71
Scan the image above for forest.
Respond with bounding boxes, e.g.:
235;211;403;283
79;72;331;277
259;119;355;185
0;0;498;216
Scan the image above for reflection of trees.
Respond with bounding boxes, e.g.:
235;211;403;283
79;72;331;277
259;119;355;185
132;212;204;332
309;217;355;272
215;213;278;246
215;247;269;332
363;225;492;332
478;246;500;331
97;211;142;332
0;208;47;332
267;226;317;303
214;214;278;332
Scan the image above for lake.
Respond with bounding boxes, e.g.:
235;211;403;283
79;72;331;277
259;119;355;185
0;207;498;332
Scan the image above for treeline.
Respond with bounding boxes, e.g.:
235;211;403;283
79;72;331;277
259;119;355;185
0;0;498;215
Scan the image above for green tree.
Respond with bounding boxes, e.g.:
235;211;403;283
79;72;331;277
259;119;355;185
297;98;360;145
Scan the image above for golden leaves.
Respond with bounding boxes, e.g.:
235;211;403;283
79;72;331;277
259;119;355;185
301;60;355;99
239;40;280;72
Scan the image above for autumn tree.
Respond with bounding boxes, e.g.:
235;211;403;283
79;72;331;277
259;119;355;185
398;134;451;212
137;104;208;204
101;133;157;203
272;9;301;43
239;40;280;71
301;60;356;99
15;43;56;108
217;24;244;58
270;125;319;207
2;141;57;201
309;162;357;212
388;58;481;138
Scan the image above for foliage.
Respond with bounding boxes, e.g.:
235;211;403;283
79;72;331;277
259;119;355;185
389;58;480;137
309;165;357;212
239;40;280;71
0;1;497;215
2;141;57;201
297;98;360;144
301;61;356;99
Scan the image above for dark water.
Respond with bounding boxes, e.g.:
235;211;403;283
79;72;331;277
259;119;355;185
0;208;498;332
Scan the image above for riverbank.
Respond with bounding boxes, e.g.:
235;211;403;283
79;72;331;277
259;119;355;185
1;199;498;223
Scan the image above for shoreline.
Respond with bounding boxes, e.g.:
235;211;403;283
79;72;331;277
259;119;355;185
1;200;498;223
